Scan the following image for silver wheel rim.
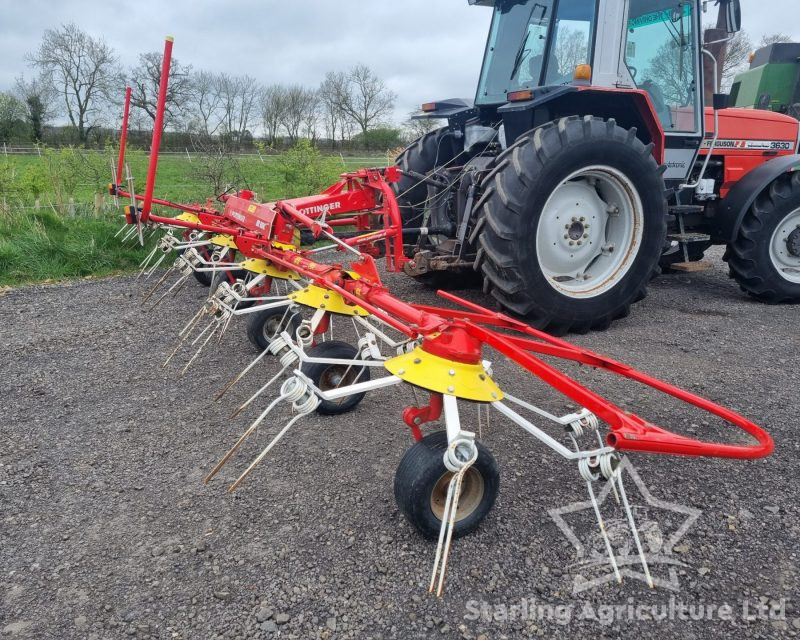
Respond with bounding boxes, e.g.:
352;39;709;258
536;165;644;298
769;207;800;284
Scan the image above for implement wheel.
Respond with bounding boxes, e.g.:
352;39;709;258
300;340;371;415
394;431;499;540
476;116;667;334
246;307;301;352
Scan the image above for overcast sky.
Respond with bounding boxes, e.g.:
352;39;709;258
1;0;799;124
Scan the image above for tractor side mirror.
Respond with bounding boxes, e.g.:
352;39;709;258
722;0;742;33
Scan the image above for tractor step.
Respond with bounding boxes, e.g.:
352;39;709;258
670;260;713;273
667;232;712;244
669;205;705;215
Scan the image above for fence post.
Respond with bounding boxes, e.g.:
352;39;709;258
185;147;192;163
3;143;6;157
94;193;104;216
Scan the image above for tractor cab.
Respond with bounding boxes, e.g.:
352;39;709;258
467;0;713;183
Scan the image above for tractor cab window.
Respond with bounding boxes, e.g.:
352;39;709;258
476;0;555;105
476;0;598;105
624;1;700;133
543;0;597;85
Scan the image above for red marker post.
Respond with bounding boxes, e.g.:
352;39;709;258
115;86;132;187
141;36;173;224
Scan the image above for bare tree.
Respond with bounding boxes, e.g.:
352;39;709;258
280;85;317;144
721;30;754;90
128;51;193;131
28;23;118;143
14;74;56;142
336;65;396;142
217;74;259;147
554;29;590;74
259;84;287;147
187;70;224;137
403;110;438;142
319;71;350;148
760;33;793;47
0;92;27;143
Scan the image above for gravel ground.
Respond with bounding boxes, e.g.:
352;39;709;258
1;247;799;640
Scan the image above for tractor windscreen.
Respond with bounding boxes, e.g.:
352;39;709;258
624;0;700;133
475;0;597;105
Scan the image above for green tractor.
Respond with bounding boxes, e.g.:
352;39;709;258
731;43;800;117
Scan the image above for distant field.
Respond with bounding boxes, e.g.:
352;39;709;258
0;149;388;286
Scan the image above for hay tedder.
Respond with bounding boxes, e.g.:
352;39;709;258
111;33;773;597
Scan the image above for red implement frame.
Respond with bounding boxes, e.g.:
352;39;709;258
119;37;774;462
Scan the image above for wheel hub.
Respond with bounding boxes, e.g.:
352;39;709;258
787;227;800;258
430;468;484;522
537;166;642;297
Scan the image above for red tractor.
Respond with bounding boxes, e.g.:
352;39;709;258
394;0;800;333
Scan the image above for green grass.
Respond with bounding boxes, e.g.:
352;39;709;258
0;149;386;286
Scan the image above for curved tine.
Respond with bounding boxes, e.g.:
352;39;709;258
148;273;190;311
138;244;161;274
231;362;291;418
163;308;207;368
228;411;306;493
429;477;457;594
143;253;168;280
215;348;271;402
181;322;220;375
141;264;173;305
204;392;288;484
435;471;465;597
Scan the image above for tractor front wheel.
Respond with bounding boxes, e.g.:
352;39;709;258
394;431;499;540
476;116;667;334
727;171;800;303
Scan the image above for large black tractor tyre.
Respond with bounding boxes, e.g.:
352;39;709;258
300;340;371;416
726;171;800;303
394;127;461;226
475;116;667;334
394;431;499;540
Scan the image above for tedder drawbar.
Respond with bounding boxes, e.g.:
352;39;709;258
111;37;773;597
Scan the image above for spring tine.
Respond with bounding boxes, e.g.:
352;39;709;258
181;322;220;376
215;348;271;402
586;480;622;584
148;273;190;311
114;223;129;238
429;476;457;594
191;318;217;347
435;471;466;597
216;312;234;344
228;412;306;493
143;253;168;280
141;264;174;305
615;470;654;588
231;362;291;418
138;243;160;273
179;306;206;337
163;309;207;368
204;393;287;484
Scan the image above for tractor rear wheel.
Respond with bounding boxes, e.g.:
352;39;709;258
394;127;460;226
726;172;800;303
394;431;499;540
476;116;667;334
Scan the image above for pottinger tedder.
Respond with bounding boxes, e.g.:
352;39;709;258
111;37;773;596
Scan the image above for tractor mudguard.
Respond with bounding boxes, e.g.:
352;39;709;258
717;153;800;243
413;98;475;120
